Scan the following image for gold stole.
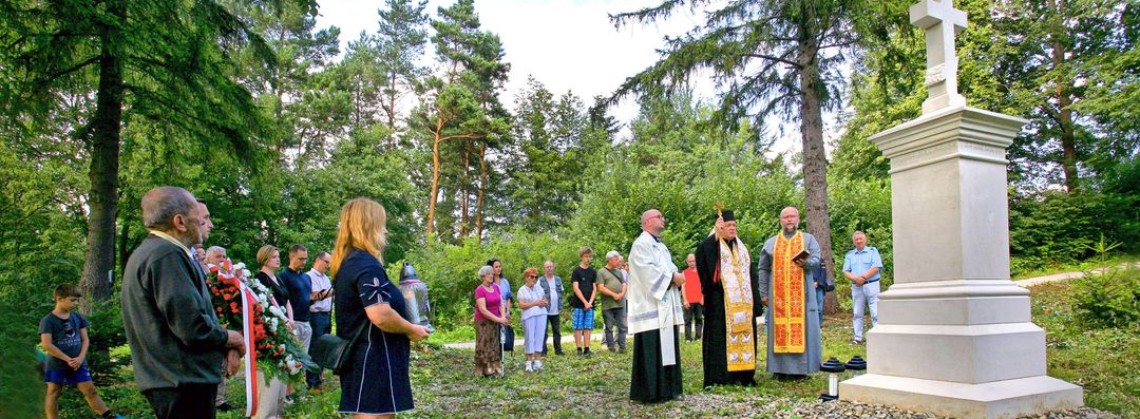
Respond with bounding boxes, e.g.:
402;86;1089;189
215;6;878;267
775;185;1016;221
772;232;806;353
719;238;755;371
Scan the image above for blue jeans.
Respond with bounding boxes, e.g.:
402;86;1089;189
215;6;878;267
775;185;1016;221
815;288;825;325
307;311;331;388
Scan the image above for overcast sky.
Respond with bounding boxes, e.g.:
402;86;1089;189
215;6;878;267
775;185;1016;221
314;0;817;154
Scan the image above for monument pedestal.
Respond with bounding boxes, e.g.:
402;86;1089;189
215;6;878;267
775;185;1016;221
838;105;1083;418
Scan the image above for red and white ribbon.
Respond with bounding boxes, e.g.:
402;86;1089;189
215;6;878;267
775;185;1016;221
240;282;259;417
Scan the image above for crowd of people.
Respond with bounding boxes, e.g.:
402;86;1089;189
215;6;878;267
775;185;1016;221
40;185;885;418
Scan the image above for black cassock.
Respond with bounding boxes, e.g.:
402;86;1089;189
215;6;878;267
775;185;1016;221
695;234;763;387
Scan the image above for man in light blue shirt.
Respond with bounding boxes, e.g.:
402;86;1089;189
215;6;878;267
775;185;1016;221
842;231;883;345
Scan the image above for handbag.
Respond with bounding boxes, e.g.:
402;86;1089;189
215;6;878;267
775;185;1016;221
311;321;368;374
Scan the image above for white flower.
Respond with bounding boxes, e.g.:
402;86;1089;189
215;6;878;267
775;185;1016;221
268;305;285;319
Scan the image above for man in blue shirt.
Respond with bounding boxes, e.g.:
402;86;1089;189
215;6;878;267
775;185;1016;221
842;231;883;345
280;245;313;357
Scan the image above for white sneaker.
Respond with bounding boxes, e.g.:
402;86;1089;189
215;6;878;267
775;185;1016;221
534;360;543;370
525;361;533;372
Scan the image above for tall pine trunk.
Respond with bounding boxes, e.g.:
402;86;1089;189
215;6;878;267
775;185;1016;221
476;143;487;237
1049;0;1078;193
79;1;125;308
460;141;470;237
798;40;837;315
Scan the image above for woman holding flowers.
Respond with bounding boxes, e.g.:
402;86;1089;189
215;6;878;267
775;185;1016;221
252;245;292;419
333;198;430;418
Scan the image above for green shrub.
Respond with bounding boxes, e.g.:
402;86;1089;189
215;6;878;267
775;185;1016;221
1073;265;1140;328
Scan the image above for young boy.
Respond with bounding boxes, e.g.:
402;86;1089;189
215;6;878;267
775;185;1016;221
39;284;122;419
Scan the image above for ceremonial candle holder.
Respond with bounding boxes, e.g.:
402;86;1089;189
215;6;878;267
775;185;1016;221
845;355;867;378
819;357;846;401
398;262;435;333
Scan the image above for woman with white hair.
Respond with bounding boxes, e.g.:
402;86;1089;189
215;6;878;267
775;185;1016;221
474;265;508;377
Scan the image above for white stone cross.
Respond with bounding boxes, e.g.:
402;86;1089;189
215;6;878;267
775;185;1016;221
909;0;968;114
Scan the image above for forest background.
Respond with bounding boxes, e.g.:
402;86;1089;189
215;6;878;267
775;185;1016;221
0;0;1137;410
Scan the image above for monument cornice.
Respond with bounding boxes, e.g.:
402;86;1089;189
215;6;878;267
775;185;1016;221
869;106;1027;174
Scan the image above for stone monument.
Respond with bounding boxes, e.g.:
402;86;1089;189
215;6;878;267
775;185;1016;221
838;1;1084;417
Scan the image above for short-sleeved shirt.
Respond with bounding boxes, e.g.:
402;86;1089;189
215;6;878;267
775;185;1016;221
516;284;547;320
308;268;333;313
496;277;513;304
474;284;502;322
843;246;883;283
598;267;626;311
280;267;313;322
39;312;89;371
682;267;703;305
569;266;597;309
334;250;410;338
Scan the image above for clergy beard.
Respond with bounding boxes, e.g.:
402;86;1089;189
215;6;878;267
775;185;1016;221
782;225;797;236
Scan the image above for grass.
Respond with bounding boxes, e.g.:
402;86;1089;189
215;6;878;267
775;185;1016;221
52;280;1138;418
1011;254;1140;280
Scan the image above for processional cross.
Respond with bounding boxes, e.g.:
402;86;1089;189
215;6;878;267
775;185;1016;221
909;0;968;114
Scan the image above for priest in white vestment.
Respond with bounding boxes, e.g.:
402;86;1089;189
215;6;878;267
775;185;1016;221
627;209;686;403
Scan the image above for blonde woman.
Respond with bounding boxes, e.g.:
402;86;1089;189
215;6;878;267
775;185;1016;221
252;245;291;418
332;198;430;418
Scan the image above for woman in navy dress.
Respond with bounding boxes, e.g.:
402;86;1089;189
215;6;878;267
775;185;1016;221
331;198;431;418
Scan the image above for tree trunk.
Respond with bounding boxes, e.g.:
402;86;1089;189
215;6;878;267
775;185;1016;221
476;143;487;237
460;141;470;237
1049;0;1078;193
427;112;444;238
79;1;126;308
798;41;837;315
118;220;130;275
385;72;398;148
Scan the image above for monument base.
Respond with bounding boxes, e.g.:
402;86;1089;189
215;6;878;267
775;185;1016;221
840;374;1083;419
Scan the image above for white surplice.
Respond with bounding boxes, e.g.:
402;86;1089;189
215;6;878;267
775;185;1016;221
627;231;685;366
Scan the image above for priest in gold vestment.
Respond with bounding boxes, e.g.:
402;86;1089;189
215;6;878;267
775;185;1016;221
695;210;761;387
757;207;822;378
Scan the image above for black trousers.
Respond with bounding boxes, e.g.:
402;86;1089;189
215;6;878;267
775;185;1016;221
542;313;562;355
144;383;218;419
684;303;704;340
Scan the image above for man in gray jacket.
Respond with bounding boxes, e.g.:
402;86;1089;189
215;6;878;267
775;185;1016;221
121;187;244;419
537;260;566;356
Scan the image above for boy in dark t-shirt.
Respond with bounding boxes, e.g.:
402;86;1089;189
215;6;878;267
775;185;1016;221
39;284;122;419
570;246;597;356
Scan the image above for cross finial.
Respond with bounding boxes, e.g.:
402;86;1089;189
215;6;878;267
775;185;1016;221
910;0;968;114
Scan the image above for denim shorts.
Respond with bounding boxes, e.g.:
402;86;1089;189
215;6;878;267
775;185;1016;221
44;365;92;385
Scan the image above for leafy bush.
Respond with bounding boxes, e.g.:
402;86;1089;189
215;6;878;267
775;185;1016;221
1009;191;1140;268
1073;265;1140;328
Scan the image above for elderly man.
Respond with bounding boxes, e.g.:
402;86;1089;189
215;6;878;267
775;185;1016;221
122;187;244;419
627;209;685;403
843;231;883;345
757;206;822;379
696;210;760;387
537;260;566;356
596;251;628;353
